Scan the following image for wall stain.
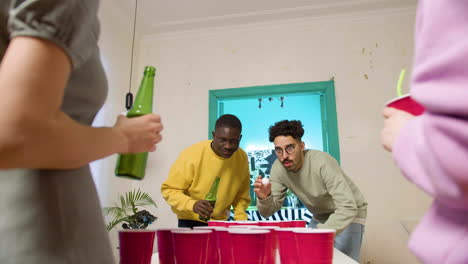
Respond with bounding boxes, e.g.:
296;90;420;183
364;74;369;79
362;48;366;55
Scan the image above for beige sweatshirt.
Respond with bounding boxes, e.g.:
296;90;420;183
257;150;367;234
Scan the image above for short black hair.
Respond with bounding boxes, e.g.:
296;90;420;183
215;114;242;132
268;120;304;142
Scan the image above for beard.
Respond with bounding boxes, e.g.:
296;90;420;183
282;159;294;170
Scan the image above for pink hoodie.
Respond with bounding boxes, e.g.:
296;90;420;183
393;1;468;263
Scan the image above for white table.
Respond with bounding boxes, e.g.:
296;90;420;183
151;248;358;263
332;248;359;264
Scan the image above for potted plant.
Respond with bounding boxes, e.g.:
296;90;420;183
104;188;158;231
104;189;158;264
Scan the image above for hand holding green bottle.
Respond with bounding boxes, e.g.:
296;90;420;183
193;200;215;220
114;114;162;153
115;66;160;180
197;177;220;221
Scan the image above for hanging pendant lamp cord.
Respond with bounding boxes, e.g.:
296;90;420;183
128;0;138;94
125;0;138;110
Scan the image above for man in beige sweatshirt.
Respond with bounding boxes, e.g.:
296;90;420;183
254;120;367;262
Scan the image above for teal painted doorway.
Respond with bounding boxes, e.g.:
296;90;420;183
208;81;340;216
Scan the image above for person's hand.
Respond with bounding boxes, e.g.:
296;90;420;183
114;113;163;153
253;175;271;200
193;200;214;219
381;107;415;152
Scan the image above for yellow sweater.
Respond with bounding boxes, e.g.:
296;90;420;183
161;140;251;222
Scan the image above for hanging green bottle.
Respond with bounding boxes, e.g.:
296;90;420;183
115;66;156;180
199;177;221;221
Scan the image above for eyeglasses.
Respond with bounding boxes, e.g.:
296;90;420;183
274;144;296;156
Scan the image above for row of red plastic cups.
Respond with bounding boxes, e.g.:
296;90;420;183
208;220;307;228
156;226;335;264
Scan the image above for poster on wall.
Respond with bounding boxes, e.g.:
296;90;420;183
247;149;305;210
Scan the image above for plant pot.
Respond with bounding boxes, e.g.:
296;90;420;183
119;229;156;264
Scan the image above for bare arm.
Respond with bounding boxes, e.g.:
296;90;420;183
0;37;162;169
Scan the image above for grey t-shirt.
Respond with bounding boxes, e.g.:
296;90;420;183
0;1;113;263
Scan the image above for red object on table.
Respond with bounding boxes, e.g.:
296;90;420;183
119;230;156;264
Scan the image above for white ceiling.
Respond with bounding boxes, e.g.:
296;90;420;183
115;0;417;34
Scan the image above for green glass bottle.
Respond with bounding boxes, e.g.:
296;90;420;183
199;177;221;221
115;66;156;180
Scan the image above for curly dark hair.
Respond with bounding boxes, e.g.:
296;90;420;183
268;120;304;142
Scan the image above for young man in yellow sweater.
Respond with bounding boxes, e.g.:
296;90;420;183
161;114;251;228
254;120;367;262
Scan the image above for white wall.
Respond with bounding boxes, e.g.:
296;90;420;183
98;3;431;263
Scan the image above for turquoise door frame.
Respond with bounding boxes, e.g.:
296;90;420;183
208;80;341;162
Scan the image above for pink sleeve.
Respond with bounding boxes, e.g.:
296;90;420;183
393;0;468;210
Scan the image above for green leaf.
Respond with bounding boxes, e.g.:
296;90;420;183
134;192;157;208
103;206;126;218
126;189;157;209
105;217;128;232
120;194;132;212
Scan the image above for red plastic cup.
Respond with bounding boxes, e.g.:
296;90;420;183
208;220;229;227
289;220;307;227
156;228;190;264
294;229;336;264
228;225;259;229
259;220;283;227
193;226;221;264
216;228;234;264
171;230;212;264
119;229;156;264
386;93;425;115
277;228;305;264
229;220;259;226
250;226;280;264
228;229;271;264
